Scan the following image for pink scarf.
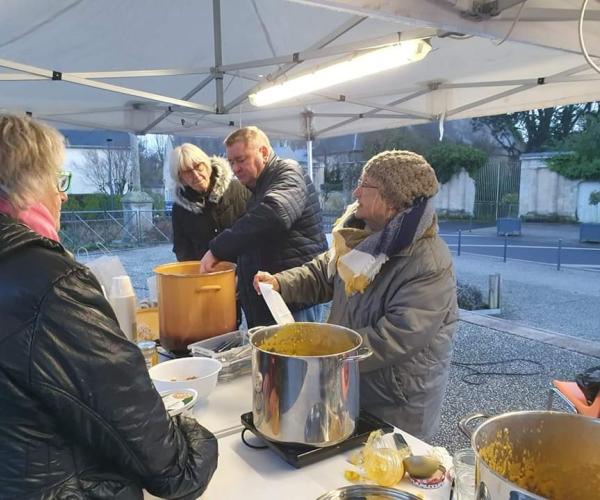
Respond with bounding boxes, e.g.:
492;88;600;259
0;198;60;242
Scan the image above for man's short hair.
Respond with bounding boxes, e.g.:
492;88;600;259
224;126;271;151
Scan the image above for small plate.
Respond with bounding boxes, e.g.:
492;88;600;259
316;485;421;500
160;388;198;417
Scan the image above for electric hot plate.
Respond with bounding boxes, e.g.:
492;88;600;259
240;410;400;468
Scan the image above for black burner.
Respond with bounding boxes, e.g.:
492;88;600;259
156;341;191;359
240;411;399;468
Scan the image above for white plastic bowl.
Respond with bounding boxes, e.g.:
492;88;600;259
149;357;222;399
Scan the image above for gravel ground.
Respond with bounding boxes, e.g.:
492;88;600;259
80;243;600;453
454;255;600;342
429;322;597;452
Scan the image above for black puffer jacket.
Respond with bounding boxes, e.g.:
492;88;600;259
210;153;327;327
172;156;250;261
0;214;218;499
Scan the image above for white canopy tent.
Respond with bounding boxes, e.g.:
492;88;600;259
1;0;599;143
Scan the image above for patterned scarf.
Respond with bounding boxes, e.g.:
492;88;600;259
328;197;437;296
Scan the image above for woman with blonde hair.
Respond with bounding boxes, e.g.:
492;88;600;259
170;142;249;261
0;115;218;499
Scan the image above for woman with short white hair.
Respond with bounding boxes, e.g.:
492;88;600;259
170;142;249;261
0;115;218;499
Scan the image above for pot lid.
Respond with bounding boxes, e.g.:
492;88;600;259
316;485;421;500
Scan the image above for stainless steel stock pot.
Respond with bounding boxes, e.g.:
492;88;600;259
249;322;372;447
460;411;600;500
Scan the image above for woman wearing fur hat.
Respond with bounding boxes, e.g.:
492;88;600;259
254;150;458;440
170;143;250;261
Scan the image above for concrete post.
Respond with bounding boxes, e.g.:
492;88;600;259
121;191;154;242
488;273;501;309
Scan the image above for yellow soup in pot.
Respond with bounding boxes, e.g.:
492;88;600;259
257;324;356;356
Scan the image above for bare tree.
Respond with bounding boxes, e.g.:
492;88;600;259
473;102;600;156
79;148;133;196
139;134;171;188
150;134;171;168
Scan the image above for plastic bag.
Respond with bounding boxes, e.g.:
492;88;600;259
85;256;128;298
576;366;600;405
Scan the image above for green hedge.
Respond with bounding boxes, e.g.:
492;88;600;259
548;115;600;181
63;193;121;212
425;141;488;184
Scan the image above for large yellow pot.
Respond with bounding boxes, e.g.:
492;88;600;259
154;261;237;352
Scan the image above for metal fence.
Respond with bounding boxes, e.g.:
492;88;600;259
473;156;521;221
60;210;173;253
60;209;345;253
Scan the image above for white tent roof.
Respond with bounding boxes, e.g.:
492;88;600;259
1;0;599;139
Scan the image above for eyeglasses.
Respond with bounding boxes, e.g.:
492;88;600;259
356;178;379;190
180;162;208;177
57;171;72;192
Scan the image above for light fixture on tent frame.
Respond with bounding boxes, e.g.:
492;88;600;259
249;39;432;107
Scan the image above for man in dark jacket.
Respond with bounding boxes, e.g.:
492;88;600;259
200;126;327;328
170;143;249;261
0;114;218;499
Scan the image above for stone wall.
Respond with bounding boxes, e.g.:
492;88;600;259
435;169;476;216
519;153;579;221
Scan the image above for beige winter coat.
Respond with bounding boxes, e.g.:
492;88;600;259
276;232;458;440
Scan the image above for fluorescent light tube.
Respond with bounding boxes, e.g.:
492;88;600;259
249;39;431;107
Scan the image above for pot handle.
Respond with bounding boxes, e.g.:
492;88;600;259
195;285;221;292
247;326;266;339
458;412;491;438
344;346;372;362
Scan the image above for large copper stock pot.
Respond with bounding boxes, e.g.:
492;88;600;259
154;261;236;352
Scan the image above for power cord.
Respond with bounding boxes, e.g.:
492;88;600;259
495;0;528;46
241;428;269;449
451;358;545;385
579;0;600;75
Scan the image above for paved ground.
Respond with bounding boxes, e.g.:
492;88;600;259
439;221;600;269
82;223;600;453
453;253;600;342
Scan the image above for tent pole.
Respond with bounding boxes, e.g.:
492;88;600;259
315;88;430;136
213;0;224;113
140;75;214;134
0;57;214;113
307;139;314;182
304;111;314;181
129;134;141;191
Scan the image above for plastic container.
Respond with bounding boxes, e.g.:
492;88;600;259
109;275;137;342
137;340;159;369
188;330;251;382
136;307;159;341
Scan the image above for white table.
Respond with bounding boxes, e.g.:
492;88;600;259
146;374;451;500
191;375;253;438
199;428;451;500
